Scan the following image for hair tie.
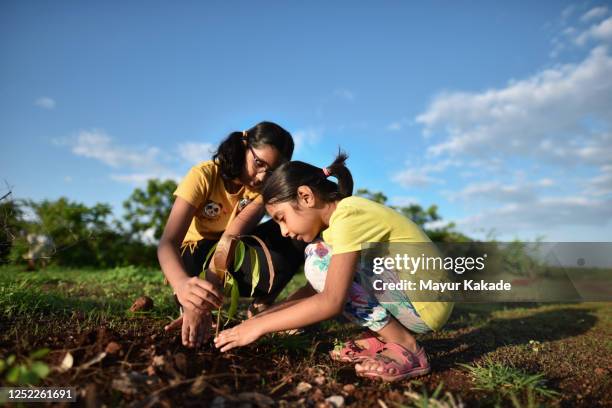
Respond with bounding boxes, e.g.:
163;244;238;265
242;130;248;139
322;167;331;177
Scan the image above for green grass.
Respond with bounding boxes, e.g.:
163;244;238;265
0;265;177;321
458;357;560;400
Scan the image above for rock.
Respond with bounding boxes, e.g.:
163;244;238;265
152;355;165;367
311;388;324;402
105;341;122;355
296;381;312;394
342;384;356;394
314;375;326;385
211;396;226;408
174;352;188;374
130;296;154;312
325;395;345;408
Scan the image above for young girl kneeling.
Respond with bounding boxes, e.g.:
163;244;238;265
214;152;453;381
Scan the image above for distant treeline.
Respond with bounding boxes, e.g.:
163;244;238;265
0;180;470;268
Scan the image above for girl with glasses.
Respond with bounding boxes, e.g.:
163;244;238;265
158;121;306;348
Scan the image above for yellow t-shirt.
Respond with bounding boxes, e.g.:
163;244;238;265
173;160;262;243
321;196;454;331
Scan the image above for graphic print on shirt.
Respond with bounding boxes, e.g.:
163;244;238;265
203;200;223;220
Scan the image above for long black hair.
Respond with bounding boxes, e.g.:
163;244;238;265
212;121;294;180
262;150;353;205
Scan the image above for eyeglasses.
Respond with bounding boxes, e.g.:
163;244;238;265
248;145;272;174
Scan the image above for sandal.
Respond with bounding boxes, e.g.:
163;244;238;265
329;333;386;363
355;342;430;381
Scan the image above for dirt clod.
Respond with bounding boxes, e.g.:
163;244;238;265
105;341;121;355
130;296;154;312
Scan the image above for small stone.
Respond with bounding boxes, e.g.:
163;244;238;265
314;375;326;385
152;355;165;367
146;365;156;376
105;341;122;355
311;388;324;402
130;296;154;312
342;384;356;394
211;396;226;408
296;382;312;394
325;395;345;408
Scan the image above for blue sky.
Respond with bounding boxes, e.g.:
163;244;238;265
1;1;611;241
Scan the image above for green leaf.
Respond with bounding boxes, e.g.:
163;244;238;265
6;365;20;383
224;273;235;297
29;362;50;379
233;241;245;271
0;359;5;374
6;355;16;366
200;243;218;278
225;280;240;325
249;246;260;297
29;348;50;360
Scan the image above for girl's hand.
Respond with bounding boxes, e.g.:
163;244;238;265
167;309;213;348
213;319;263;352
175;276;223;314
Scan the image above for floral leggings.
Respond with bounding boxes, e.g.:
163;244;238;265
305;240;431;334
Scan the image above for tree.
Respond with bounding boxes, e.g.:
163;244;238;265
123;179;177;242
0;194;27;264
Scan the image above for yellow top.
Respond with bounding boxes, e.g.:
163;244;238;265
321;196;454;331
173;160;262;243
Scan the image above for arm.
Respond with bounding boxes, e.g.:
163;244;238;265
225;199;265;236
214;251;360;352
157;197;223;347
208;199;265;272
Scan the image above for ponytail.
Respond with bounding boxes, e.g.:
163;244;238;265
262;149;354;205
213;131;246;180
323;151;353;199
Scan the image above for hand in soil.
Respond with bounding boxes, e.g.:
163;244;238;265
167;309;214;348
175;276;223;314
214;318;263;352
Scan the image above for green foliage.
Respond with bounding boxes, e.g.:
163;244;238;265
1;349;51;385
458;357;560;400
0;198;27;264
123;179;177;241
355;189;471;242
398;382;463;408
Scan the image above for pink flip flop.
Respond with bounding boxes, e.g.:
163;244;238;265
329;333;386;363
355;342;431;381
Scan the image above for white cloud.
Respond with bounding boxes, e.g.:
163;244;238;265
389;196;420;207
110;172;180;186
386;118;412;132
293;128;322;152
403;17;612;238
417;46;612;167
580;6;608;23
576;16;612;45
333;89;355;101
64;128;182;186
177;142;214;165
34;97;55;110
392;167;443;187
71;129;160;168
457;196;612;234
586;164;612;196
449;181;537;203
